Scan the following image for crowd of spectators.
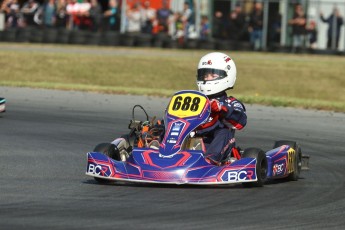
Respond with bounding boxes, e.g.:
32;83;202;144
0;0;200;45
0;0;176;34
213;2;267;50
0;0;344;51
0;0;120;31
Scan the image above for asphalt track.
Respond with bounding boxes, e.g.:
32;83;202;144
1;86;345;230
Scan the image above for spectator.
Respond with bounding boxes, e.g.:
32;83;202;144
268;12;281;47
213;11;226;39
248;2;264;50
288;3;306;53
103;0;118;31
1;0;20;28
87;0;102;31
173;11;184;44
126;3;141;35
55;0;68;28
66;0;78;29
140;0;156;34
181;1;194;40
66;0;90;30
21;0;40;27
320;7;344;49
307;20;317;49
156;0;172;34
75;0;91;30
199;15;210;40
42;0;57;28
226;4;246;41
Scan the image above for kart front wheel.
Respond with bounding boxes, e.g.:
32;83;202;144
93;143;111;154
241;148;268;188
93;142;122;161
92;143;119;183
273;140;302;181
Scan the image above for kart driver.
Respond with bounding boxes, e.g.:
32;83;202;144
195;52;247;165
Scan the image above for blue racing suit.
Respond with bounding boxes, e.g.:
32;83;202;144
196;92;247;163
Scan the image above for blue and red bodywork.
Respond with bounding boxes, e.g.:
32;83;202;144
86;90;297;185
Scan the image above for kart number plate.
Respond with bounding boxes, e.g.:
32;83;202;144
168;93;207;118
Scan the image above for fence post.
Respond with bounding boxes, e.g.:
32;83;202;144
262;0;269;50
280;0;288;47
120;0;127;34
331;7;337;50
0;12;5;31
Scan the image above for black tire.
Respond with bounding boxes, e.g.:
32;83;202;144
56;29;70;44
99;31;120;46
29;29;43;43
93;143;121;161
93;143;111;154
42;28;58;43
92;143;119;183
16;28;32;42
241;148;268;188
273;140;302;181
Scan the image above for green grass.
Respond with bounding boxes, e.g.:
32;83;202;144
0;43;344;112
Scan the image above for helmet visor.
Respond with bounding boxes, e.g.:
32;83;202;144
197;68;227;82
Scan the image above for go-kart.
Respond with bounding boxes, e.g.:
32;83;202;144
0;98;5;113
86;90;309;187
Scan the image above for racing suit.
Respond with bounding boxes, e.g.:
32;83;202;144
196;92;247;164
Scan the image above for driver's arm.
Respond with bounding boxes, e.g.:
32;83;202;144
221;97;247;130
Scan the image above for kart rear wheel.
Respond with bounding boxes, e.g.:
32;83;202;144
241;148;268;188
273;140;302;181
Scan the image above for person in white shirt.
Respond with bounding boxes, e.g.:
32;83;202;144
126;3;141;34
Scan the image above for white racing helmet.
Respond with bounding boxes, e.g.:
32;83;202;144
196;52;237;96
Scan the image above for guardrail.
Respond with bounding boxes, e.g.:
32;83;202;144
0;27;344;55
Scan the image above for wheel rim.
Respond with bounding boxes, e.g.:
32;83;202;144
120;150;127;161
